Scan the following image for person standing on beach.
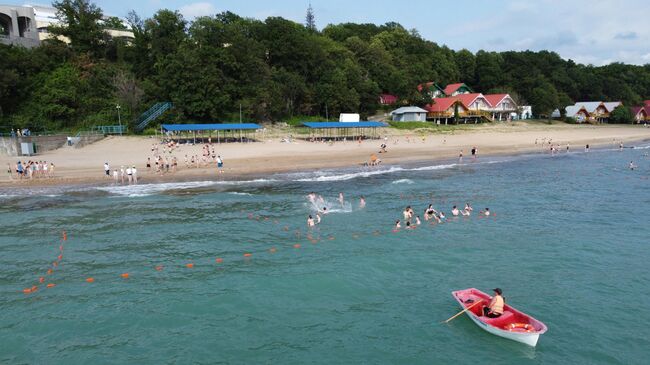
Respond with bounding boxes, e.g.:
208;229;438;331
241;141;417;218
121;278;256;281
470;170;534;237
217;155;224;173
120;166;125;184
132;166;138;184
126;166;132;184
113;169;119;183
104;162;110;177
459;150;463;162
585;144;590;152
7;163;12;180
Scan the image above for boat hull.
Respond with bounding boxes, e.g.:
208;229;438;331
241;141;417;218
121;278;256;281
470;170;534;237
464;309;540;346
451;288;547;347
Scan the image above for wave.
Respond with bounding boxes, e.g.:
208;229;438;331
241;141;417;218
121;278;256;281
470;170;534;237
96;179;278;197
228;192;253;196
96;181;219;197
392;179;414;184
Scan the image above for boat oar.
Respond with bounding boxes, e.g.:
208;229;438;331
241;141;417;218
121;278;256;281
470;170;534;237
442;299;483;324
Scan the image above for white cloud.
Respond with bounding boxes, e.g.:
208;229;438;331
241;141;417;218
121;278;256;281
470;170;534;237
434;0;650;65
179;2;217;19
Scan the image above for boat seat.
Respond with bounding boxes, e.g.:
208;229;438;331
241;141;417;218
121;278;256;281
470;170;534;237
481;311;515;326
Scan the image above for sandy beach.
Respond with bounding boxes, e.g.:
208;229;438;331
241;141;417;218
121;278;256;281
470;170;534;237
2;122;650;187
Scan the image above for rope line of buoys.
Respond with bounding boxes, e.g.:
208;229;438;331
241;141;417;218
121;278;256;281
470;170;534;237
20;203;498;295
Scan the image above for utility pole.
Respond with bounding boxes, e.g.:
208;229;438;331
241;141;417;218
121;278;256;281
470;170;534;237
116;104;122;135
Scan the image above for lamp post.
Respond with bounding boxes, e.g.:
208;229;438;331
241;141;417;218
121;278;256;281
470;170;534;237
116;104;122;135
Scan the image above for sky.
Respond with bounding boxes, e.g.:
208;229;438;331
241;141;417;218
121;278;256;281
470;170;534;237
8;0;650;66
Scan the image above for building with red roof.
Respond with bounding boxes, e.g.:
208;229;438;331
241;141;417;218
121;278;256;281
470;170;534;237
443;83;473;96
644;100;650;107
484;94;518;121
379;94;398;106
417;82;446;98
631;106;649;123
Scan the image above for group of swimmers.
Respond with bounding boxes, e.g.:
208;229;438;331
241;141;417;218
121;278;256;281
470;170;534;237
395;203;491;229
9;160;55;180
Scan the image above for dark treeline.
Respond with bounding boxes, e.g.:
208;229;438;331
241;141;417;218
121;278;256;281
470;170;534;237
1;0;649;132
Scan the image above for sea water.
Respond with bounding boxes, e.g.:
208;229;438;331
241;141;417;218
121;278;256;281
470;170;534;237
1;146;649;364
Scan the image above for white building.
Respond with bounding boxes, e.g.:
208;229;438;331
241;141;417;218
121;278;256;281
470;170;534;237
1;4;133;47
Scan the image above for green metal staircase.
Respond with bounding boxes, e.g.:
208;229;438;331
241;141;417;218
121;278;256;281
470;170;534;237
135;102;173;132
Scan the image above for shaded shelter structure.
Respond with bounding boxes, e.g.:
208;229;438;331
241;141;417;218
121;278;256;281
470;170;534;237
302;121;387;141
161;123;261;143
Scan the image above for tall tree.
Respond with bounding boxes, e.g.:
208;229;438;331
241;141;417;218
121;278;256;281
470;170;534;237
305;3;316;32
49;0;105;57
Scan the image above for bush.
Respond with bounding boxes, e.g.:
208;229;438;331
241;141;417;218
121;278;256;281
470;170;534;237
609;106;633;124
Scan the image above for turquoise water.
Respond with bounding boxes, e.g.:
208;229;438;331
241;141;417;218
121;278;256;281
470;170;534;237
1;146;649;364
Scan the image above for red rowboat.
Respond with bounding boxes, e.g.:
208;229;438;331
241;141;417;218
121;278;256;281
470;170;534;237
451;288;548;346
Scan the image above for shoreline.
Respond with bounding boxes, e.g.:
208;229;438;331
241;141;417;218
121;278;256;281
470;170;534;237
2;123;650;190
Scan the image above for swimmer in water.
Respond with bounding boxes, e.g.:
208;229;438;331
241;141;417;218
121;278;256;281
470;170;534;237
451;205;460;216
316;214;322;224
415;216;421;225
629;161;636;170
439;211;446;221
321;207;328;214
395;220;401;229
464;203;473;212
406;221;413;229
308;192;316;203
481;208;491;216
359;196;366;209
307;215;315;227
403;206;412;221
339;192;344;207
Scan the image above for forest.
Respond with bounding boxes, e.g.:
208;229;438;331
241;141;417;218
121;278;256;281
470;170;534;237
1;0;649;132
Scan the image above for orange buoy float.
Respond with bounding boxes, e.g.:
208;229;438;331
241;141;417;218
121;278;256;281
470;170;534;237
186;263;194;269
155;265;163;271
269;248;277;253
47;269;53;275
57;254;63;261
85;277;95;283
243;253;252;257
293;244;301;248
23;287;33;294
31;286;38;292
505;323;534;332
47;283;56;288
120;273;129;279
215;258;223;263
39;277;45;283
62;231;67;241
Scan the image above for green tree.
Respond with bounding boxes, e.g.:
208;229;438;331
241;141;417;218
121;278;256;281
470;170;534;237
49;0;105;57
609;105;633;124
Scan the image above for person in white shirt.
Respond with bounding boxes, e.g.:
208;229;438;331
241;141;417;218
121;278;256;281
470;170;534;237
126;166;132;184
104;162;110;177
132;166;138;183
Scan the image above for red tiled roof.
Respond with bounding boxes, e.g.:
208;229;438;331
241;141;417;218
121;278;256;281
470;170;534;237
443;83;466;95
425;97;464;112
379;94;398;105
644;100;650;107
484;94;509;107
631;106;644;115
451;93;489;108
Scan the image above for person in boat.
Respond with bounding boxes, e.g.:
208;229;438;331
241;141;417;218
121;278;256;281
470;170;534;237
482;288;504;318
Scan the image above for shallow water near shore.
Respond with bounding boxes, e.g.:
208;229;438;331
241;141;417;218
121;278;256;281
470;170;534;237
1;146;649;364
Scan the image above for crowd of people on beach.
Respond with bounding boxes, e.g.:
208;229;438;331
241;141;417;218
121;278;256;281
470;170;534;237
8;160;55;180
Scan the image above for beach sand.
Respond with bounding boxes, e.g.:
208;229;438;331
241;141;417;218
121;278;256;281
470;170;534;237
2;122;650;187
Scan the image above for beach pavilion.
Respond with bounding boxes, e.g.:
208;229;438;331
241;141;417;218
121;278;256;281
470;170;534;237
301;121;387;141
161;123;262;143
